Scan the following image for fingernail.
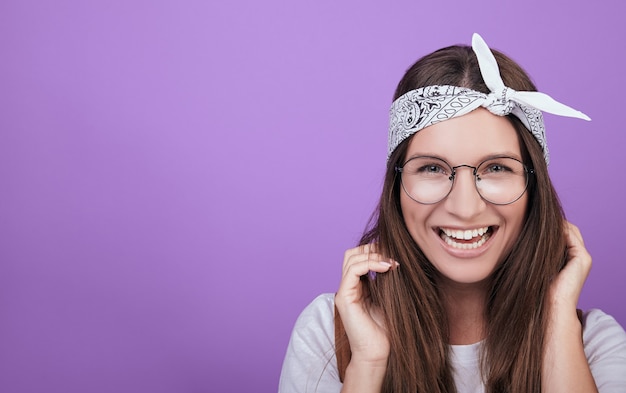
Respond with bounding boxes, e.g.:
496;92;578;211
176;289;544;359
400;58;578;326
368;270;377;281
379;261;392;268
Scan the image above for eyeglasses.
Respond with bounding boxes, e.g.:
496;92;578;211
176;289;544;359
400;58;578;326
395;156;534;205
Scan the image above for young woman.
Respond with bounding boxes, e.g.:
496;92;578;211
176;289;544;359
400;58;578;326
279;34;626;393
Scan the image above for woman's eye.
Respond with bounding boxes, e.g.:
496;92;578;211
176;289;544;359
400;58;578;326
483;163;512;174
403;157;451;176
479;157;525;177
419;164;446;174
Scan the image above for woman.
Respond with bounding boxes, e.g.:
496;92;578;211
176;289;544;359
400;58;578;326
279;34;626;393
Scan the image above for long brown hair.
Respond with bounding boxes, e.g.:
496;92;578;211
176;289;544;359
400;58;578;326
334;45;567;392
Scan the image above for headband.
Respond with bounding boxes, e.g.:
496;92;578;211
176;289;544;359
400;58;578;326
387;33;591;164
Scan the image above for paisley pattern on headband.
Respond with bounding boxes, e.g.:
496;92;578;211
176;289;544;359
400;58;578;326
388;85;549;163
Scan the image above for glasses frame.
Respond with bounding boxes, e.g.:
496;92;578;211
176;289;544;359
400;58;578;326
395;155;535;205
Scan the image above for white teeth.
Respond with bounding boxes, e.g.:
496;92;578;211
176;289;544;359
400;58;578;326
441;226;490;240
443;232;490;249
439;226;491;249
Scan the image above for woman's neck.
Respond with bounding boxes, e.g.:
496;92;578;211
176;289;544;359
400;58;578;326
441;280;488;345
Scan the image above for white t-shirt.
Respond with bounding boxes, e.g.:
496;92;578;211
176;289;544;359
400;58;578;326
279;293;626;393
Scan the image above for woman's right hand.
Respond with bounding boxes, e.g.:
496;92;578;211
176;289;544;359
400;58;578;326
335;244;397;388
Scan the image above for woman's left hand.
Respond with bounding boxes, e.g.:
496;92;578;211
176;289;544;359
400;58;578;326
549;221;592;310
542;225;599;393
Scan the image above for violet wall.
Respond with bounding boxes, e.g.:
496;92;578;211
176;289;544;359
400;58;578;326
1;0;624;392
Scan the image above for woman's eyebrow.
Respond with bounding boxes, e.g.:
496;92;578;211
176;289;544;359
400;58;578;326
404;152;445;160
480;152;524;161
404;152;524;163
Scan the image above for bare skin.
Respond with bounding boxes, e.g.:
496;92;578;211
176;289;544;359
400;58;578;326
440;279;487;345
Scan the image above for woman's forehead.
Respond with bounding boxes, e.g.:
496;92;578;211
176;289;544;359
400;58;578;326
405;109;522;163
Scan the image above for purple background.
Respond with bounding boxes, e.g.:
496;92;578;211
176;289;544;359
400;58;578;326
1;1;624;392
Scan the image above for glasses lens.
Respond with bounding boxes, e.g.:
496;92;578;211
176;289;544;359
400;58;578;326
475;157;528;204
400;157;453;204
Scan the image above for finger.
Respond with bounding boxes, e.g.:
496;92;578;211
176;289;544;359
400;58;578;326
565;221;584;245
564;222;588;257
340;259;395;290
342;244;378;268
343;251;390;276
342;244;390;272
563;221;592;274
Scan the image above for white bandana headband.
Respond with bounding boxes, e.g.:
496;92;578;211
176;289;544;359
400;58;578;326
388;33;591;164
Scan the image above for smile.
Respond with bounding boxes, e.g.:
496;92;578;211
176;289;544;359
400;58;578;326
439;226;493;249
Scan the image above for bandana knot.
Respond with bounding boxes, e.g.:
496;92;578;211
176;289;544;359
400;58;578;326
484;86;515;116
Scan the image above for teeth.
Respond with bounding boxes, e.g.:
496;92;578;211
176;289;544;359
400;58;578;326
441;226;490;240
439;226;491;249
443;234;489;249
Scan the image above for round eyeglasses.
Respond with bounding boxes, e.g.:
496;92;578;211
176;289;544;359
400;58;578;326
395;156;534;205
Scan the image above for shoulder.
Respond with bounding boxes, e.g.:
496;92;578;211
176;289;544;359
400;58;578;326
287;293;336;357
582;309;626;392
278;294;341;393
582;309;626;353
294;293;335;328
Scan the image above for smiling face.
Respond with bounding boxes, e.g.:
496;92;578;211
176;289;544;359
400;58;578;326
399;108;528;287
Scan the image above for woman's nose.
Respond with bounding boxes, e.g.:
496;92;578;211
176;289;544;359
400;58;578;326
443;167;486;219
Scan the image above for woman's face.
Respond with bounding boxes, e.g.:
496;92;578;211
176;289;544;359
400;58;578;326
399;108;528;287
